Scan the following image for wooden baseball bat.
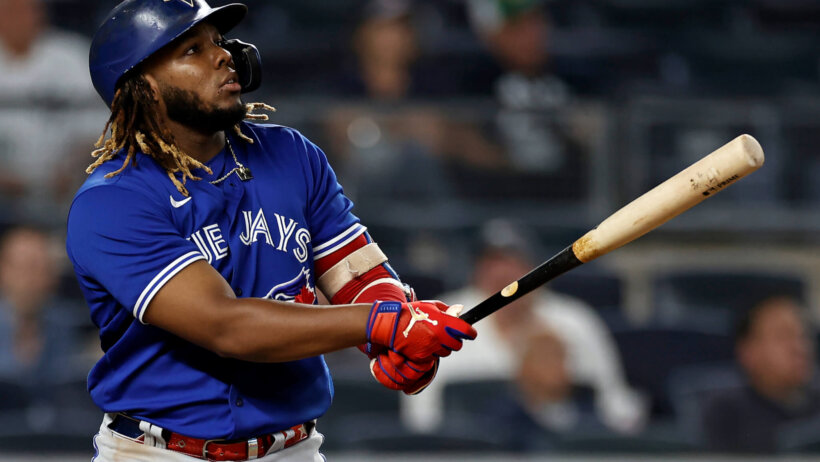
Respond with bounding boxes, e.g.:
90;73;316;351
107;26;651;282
460;134;765;325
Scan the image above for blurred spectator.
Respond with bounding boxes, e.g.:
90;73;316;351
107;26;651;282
330;0;476;101
401;220;646;435
0;0;99;224
459;0;602;204
468;0;578;173
510;329;589;433
469;0;566;100
0;0;93;102
701;296;820;453
340;0;423;101
323;0;504;212
0;226;86;386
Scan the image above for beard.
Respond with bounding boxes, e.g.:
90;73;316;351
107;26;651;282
160;84;248;134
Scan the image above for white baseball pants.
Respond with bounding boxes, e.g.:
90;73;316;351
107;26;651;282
92;414;326;462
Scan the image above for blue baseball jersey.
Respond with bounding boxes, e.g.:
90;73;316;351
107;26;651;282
66;122;365;439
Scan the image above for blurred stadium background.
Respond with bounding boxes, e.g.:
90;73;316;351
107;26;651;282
1;0;820;460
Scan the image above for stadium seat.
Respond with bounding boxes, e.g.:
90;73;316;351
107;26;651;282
778;414;820;453
319;378;403;450
340;431;508;453
665;362;743;446
441;379;543;451
651;271;805;332
442;379;602;452
548;269;622;310
442;378;512;418
548;269;628;330
0;380;30;411
554;427;698;454
611;327;734;419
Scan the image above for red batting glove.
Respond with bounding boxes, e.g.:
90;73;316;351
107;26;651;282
403;358;438;395
366;300;477;363
369;350;439;395
354;283;417;359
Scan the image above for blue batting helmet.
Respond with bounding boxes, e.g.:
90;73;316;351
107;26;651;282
89;0;248;107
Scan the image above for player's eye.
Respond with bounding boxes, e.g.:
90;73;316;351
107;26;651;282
185;44;199;55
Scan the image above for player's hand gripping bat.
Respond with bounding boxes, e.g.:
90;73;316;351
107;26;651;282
459;134;765;325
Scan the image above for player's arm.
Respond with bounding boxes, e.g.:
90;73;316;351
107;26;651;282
143;260;473;365
143;259;372;362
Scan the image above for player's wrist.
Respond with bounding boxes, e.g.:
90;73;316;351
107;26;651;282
366;300;399;339
364;300;398;355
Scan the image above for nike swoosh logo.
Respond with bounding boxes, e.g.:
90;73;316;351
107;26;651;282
170;196;192;208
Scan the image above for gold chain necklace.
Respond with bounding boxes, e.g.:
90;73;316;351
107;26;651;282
209;137;253;184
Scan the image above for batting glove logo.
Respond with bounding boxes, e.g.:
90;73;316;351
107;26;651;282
402;303;438;338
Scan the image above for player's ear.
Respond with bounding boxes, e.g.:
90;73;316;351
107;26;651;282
141;73;162;103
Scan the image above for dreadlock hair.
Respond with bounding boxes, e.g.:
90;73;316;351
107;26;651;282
88;74;276;197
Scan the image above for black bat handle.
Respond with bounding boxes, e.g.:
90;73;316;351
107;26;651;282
459;245;584;325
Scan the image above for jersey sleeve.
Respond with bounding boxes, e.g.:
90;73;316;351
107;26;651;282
66;185;205;324
297;132;365;260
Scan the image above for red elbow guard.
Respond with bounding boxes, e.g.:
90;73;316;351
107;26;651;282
330;265;406;305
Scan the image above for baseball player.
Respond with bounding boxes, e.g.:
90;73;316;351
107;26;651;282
65;1;477;460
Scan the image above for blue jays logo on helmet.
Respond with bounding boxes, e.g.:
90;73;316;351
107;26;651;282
166;0;196;7
89;0;247;107
265;268;317;305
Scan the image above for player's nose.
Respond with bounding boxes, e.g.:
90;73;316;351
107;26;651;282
214;44;233;70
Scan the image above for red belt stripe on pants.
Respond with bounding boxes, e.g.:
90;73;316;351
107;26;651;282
108;413;312;461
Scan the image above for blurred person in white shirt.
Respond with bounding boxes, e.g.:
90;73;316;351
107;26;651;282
401;219;646;435
0;0;93;102
0;0;100;223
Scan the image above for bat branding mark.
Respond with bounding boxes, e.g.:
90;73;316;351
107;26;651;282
702;174;740;196
501;281;518;297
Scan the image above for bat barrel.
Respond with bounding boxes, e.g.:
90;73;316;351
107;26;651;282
572;134;764;263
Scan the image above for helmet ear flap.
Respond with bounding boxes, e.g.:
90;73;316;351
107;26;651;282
221;39;262;94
